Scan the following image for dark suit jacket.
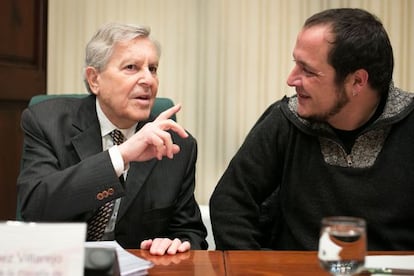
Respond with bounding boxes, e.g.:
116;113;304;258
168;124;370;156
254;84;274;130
17;95;207;249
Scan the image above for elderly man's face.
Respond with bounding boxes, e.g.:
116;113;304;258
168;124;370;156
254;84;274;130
89;37;159;129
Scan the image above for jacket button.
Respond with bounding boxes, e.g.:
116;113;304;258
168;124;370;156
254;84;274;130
108;188;114;195
97;193;104;200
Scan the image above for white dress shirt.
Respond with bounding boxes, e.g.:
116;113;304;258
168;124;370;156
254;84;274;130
95;99;137;239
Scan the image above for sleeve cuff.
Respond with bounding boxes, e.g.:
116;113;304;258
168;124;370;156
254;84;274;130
108;145;126;177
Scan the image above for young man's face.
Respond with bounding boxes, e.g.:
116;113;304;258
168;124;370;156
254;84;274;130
89;37;160;129
286;25;351;124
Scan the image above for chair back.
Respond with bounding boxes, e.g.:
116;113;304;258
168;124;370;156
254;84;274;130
29;94;176;121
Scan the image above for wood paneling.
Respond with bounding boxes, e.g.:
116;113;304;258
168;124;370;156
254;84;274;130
0;0;47;220
0;0;47;101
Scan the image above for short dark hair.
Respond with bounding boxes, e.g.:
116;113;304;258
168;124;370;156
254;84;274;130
304;8;394;96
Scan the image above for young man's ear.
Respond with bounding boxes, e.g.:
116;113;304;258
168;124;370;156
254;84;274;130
352;69;369;91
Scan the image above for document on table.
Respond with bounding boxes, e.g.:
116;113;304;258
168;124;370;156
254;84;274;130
85;241;153;276
364;255;414;275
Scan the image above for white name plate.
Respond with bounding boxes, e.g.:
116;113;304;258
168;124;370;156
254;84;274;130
0;221;86;276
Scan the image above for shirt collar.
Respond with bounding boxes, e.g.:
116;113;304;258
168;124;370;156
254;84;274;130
95;98;137;139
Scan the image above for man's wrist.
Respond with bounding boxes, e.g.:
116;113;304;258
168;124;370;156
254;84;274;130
108;145;126;177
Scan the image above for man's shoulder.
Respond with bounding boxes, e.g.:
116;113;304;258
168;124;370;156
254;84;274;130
252;96;295;127
28;95;92;112
22;95;97;131
382;85;414;121
172;129;197;148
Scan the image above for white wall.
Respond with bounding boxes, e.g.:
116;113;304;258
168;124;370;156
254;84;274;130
48;0;414;204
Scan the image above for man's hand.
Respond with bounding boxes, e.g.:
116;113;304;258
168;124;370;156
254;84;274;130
137;248;191;265
118;104;188;163
140;238;191;255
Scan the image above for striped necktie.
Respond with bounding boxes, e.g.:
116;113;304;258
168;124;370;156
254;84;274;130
87;129;124;241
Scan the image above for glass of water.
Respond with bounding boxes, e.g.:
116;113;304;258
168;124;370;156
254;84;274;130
318;216;366;276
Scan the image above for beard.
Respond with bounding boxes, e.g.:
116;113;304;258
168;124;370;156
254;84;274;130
302;86;349;123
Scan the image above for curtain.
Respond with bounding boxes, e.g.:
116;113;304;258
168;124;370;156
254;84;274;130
48;0;414;204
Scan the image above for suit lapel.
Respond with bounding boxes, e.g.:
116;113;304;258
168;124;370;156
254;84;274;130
117;119;157;221
71;95;102;160
72;126;102;159
116;159;157;221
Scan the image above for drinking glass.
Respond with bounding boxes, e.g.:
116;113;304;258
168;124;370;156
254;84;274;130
318;216;366;276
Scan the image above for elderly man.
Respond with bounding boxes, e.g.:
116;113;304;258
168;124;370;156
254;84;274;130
18;22;207;255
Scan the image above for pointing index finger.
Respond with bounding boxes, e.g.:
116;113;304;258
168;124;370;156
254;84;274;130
155;104;182;121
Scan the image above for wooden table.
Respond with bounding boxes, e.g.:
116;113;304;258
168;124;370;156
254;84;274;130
132;250;225;275
224;250;329;275
130;250;414;275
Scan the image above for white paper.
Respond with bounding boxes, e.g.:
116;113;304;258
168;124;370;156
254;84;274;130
0;221;86;276
365;255;414;270
85;241;153;276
